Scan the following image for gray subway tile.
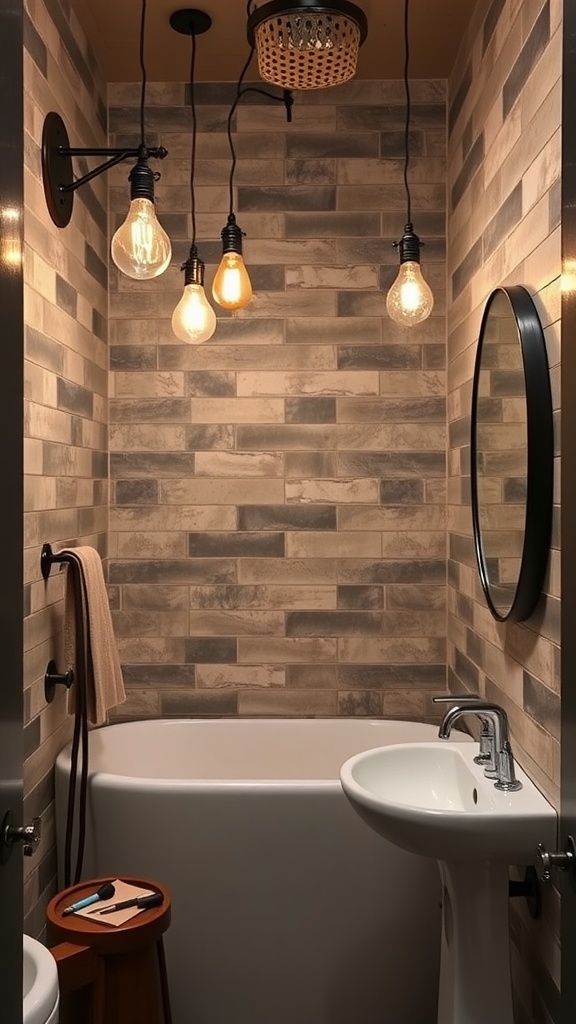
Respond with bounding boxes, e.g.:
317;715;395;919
483;183;523;259
379;131;425;157
503;2;550;118
186;425;235;450
338;560;446;584
337;345;422;370
238;185;336;211
452;238;483;299
285;397;336;423
337;452;446;477
380;480;425;505
185;638;238;663
121;665;196;686
338;104;446;130
338;691;383;716
85;242;108;290
110;346;157;371
110;453;195;478
448;61;472;135
161;690;238;716
483;0;506;55
338;664;446;687
109;560;237;584
55;275;78;317
286;132;379;158
110;398;190;422
286;212;379;237
115;480;159;505
238;506;337;531
286;611;382;636
57;378;93;417
451;134;484;210
24;10;47;74
188;532;285;557
186;372;236;397
523;670;560;741
337;586;383;610
92;308;107;341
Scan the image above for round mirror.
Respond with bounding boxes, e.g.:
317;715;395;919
470;285;553;622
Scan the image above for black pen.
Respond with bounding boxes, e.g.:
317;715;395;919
89;891;163;915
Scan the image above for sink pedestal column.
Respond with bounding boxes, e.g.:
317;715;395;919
437;860;513;1024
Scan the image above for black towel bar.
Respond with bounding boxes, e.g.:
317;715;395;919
45;660;75;703
41;542;75;580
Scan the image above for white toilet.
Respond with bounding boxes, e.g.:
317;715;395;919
23;935;59;1024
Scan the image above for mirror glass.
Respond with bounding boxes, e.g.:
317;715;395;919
471;286;553;622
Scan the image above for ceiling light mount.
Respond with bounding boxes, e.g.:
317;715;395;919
169;8;212;36
247;0;367;90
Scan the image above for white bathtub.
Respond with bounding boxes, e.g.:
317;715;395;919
56;718;444;1024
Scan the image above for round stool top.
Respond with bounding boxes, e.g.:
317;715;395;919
47;877;171;955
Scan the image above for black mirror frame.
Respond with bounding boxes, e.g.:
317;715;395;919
470;285;554;622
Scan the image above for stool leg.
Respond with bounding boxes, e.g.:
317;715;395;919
156;939;173;1024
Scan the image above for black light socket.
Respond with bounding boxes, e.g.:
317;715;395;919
129;157;156;202
394;222;423;264
181;244;206;286
220;213;244;255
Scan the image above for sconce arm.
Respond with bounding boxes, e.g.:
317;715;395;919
42;111;169;228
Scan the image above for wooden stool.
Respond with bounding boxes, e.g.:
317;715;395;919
46;876;172;1024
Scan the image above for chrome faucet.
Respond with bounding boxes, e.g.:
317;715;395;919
434;697;522;792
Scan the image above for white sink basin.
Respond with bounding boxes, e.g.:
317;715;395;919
340;740;557;863
23;935;59;1024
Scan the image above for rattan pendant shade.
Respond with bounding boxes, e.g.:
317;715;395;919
247;0;368;90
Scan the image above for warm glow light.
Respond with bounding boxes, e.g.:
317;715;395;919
386;260;434;326
212;251;253;311
1;207;22;267
111;197;171;280
2;207;20;223
171;283;217;344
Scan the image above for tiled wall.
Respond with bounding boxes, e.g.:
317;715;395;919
447;0;561;1019
23;0;108;934
107;79;448;722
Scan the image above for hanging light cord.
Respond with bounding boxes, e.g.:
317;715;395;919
188;30;198;246
226;0;294;218
138;0;147;148
402;0;412;225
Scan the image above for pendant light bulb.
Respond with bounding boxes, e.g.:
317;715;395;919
111;158;171;280
171;245;217;344
386;224;433;326
212;214;253;311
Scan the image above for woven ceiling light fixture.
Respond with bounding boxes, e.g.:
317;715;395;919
247;0;367;90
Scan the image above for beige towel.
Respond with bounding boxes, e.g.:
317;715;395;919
63;546;126;725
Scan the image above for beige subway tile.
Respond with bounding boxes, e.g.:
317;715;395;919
116;533;187;558
286;532;381;558
188;611;285;636
111;506;237;531
113;372;186;398
160;479;285;504
190;398;285;423
188;585;336;610
340;506;447;530
238;637;337;663
339;636;445;663
286;479;378;503
197;665;285;689
112;610;189;637
238;689;337;716
195;452;284;476
238;558;337;584
237;371;379;397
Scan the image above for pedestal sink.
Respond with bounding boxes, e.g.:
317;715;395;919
340;741;557;1024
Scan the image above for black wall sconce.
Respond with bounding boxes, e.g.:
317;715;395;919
41;113;171;279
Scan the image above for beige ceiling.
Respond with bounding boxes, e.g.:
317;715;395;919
76;0;478;83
